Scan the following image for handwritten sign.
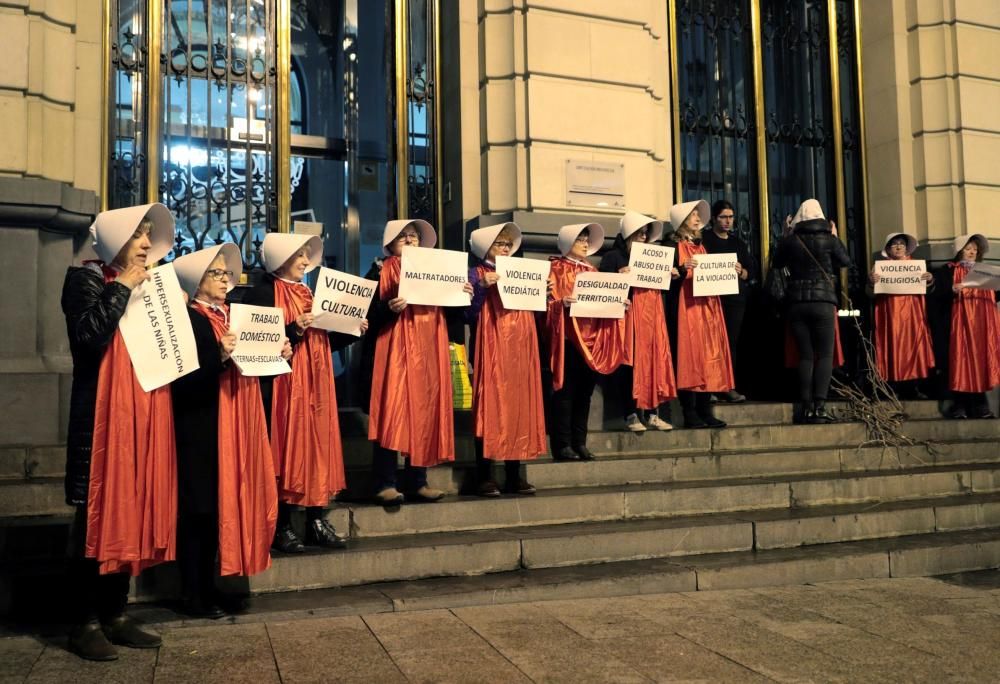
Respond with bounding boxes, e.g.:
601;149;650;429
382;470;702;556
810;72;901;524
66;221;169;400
693;253;739;297
312;267;376;336
119;263;200;392
494;255;550;312
228;304;291;376
397;246;471;307
874;259;927;295
627;242;675;291
963;263;1000;291
570;272;630;319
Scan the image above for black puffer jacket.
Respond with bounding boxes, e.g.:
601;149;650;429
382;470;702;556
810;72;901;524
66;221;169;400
61;264;132;505
771;219;851;306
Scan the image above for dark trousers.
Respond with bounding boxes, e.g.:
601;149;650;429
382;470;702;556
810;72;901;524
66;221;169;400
372;443;428;492
550;344;598;453
474;438;522;485
276;502;326;529
613;364;672;421
679;390;713;419
177;511;218;604
68;505;130;624
721;296;747;382
787;302;837;403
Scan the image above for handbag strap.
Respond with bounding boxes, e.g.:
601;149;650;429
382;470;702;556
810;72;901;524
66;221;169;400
794;233;837;288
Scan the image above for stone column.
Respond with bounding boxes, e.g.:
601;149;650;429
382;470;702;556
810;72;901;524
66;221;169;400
862;0;1000;260
0;0;102;448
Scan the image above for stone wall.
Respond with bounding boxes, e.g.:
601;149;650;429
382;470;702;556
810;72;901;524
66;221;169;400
0;0;102;447
862;0;1000;260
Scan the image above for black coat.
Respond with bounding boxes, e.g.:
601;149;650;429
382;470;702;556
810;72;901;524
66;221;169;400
170;306;228;514
771;219;851;306
60;265;132;505
241;274;359;427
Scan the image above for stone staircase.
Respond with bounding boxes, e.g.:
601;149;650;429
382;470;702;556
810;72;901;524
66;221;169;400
2;401;999;611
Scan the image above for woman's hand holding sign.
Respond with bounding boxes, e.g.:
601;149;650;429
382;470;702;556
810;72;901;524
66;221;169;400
220;330;236;362
388;297;407;313
295;312;314;334
115;264;151;290
482;272;500;288
280;337;293;360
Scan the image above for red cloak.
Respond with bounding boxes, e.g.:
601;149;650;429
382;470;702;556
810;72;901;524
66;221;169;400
193;302;277;577
472;263;546;461
874;286;934;382
368;256;455;467
545;256;630;391
270;279;346;506
87;264;176;576
675;241;735;392
948;264;1000;392
628;286;677;409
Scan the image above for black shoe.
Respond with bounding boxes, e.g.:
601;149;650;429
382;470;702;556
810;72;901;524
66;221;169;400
305;518;348;549
69;621;118;661
701;415;727;428
945;405;967;419
911;388;929;400
180;597;226;620
720;390;746;403
505;479;536;496
969;408;997;419
477;480;502;497
553;446;579;461
272;525;306;553
809;406;836;424
573;446;595;461
683;412;708;429
102;615;161;649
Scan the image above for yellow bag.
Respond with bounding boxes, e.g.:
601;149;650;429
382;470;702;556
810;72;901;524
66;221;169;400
449;343;473;411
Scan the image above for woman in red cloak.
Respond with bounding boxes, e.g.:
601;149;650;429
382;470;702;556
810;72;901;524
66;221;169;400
931;234;1000;419
172;245;288;615
368;219;473;505
665;200;735;428
545;223;630;461
466;222;545;496
61;204;176;659
600;209;678;432
868;232;935;398
244;233;365;554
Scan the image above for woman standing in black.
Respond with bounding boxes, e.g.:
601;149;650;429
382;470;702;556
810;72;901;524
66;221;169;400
771;199;851;423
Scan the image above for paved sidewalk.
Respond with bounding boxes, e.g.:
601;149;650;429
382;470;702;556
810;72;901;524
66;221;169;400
2;573;999;683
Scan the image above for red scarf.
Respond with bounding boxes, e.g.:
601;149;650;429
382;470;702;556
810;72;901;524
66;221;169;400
86;263;176;576
472;264;546;461
270;279;345;506
368;256;455;467
545;256;630;391
192;301;277;576
873;257;934;381
948;264;1000;392
674;241;734;392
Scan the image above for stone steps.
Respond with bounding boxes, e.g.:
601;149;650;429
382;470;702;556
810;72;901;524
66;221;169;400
330;463;1000;539
207;492;1000;594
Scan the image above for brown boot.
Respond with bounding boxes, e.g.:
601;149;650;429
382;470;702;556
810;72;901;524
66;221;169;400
413;486;445;502
374;487;404;506
69;620;118;661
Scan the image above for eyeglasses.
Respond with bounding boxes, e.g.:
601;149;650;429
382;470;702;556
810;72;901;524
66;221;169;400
492;241;514;249
206;268;234;281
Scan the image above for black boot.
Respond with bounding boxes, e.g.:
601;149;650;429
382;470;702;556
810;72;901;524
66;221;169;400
793;401;812;425
680;392;707;429
68;620;118;661
101;615;162;649
304;518;348;549
809;401;835;424
272;524;305;553
696;392;727;428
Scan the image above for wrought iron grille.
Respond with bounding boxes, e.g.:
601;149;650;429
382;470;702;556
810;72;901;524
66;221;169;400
675;0;760;269
108;0;150;210
160;0;277;268
760;0;837;247
404;0;438;223
835;0;866;297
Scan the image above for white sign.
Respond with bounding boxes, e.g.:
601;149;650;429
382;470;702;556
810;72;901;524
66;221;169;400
494;255;550;312
963;263;1000;290
692;253;739;297
570;272;630;319
397;246;471;307
627;242;675;291
119;264;200;392
228;304;292;376
873;259;927;295
312;267;376;336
